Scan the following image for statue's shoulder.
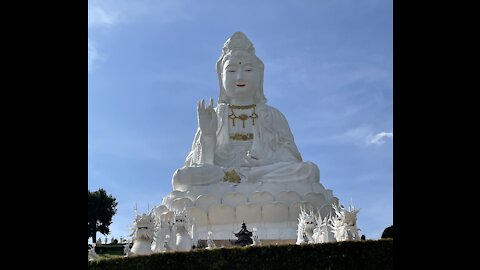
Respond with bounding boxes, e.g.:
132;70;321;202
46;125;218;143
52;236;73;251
260;104;287;119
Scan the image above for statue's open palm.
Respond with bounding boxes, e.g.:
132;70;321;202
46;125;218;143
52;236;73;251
197;98;217;136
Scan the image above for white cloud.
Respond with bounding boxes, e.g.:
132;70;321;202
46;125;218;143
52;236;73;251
88;0;196;29
367;132;393;145
88;0;198;72
88;1;120;28
88;39;98;72
88;39;106;73
298;127;393;147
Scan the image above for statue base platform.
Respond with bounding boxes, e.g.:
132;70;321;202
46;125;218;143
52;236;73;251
156;180;339;240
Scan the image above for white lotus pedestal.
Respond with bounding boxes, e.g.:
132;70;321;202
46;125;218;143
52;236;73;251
156;180;338;241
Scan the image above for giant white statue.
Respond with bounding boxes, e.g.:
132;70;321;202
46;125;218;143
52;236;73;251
158;32;339;240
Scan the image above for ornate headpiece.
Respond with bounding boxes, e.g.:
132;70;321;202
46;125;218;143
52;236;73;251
131;212;155;240
216;32;267;104
134;213;154;229
174;209;187;219
221;32;256;56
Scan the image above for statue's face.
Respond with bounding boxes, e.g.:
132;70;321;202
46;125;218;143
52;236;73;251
222;53;260;101
174;215;187;227
304;217;316;229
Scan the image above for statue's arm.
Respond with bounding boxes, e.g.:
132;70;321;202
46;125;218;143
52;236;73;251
185;99;218;166
199;132;216;165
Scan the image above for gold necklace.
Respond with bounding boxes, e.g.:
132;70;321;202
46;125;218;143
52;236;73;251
228;104;258;128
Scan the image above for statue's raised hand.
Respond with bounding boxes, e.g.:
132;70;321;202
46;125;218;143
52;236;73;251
197;98;217;136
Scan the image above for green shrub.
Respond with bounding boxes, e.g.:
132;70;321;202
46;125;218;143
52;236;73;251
88;239;393;270
381;225;394;239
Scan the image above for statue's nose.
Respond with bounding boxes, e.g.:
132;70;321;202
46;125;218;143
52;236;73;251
236;70;243;80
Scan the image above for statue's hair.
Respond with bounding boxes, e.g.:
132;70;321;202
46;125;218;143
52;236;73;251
216;32;267;104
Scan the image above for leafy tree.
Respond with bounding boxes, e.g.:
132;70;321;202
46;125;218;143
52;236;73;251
88;188;118;243
381;225;393;239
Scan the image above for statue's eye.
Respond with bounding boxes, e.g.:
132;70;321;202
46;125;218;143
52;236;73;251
228;70;236;72
245;69;252;72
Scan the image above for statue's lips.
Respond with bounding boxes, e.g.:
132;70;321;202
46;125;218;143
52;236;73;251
236;84;246;87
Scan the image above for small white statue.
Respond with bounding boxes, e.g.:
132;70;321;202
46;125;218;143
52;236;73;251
151;207;164;253
191;218;198;248
329;203;360;242
123;242;132;257
163;234;172;252
130;210;155;256
296;207;316;245
206;231;216;250
88;243;99;261
251;228;261;246
312;214;334;244
171;209;196;251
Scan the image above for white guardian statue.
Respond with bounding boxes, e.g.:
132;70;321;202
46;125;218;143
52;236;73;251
206;231;217;250
171;209;196;251
329;203;361;242
130;211;155;255
88;243;99;261
296;207;317;245
159;32;339;240
251;227;262;246
312;213;334;244
123;242;132;257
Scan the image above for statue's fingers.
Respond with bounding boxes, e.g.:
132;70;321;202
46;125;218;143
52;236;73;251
210;101;216;115
201;99;205;110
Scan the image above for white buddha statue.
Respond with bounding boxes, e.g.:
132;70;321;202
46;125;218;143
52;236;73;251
159;32;337;240
172;32;319;191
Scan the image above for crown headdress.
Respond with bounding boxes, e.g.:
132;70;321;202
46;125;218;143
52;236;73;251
134;213;154;228
222;32;255;55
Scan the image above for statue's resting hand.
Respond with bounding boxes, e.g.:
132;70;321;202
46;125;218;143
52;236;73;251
197;98;217;136
242;150;264;167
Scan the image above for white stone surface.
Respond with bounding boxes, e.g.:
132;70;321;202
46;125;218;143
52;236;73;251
222;192;247;207
249;191;274;204
171;197;194;211
194;194;220;212
303;192;326;208
235;202;262;224
262;202;289;223
275;191;301;205
208;204;235;226
186;207;208;227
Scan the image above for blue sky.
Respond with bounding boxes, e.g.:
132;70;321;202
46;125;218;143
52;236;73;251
88;0;392;242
